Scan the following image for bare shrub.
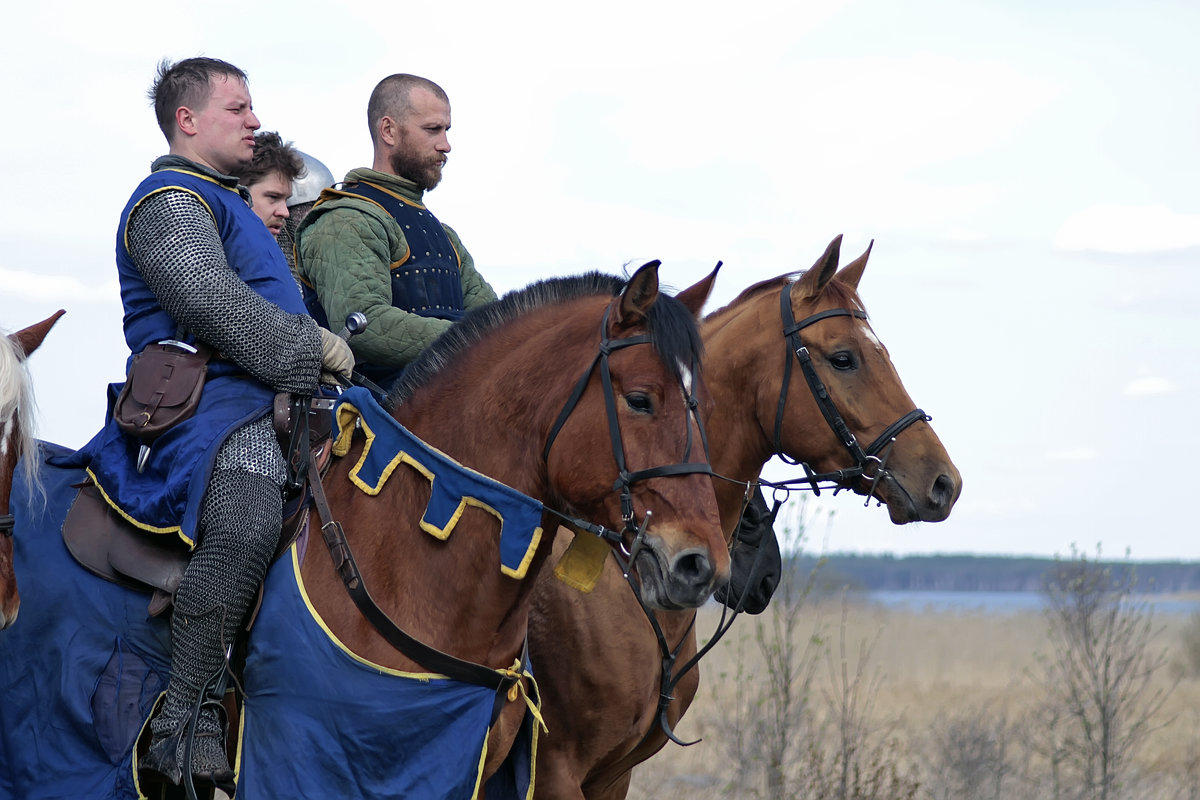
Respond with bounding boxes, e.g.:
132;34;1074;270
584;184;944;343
1034;545;1176;800
706;497;920;799
921;703;1013;800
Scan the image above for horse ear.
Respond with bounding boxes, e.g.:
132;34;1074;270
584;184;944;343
836;240;873;291
9;309;65;361
792;235;842;301
614;261;661;329
675;261;721;318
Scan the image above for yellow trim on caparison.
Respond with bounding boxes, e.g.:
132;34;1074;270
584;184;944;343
290;543;445;680
333;401;545;579
84;467;193;548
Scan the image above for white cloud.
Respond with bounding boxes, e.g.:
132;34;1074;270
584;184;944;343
1123;375;1177;397
1054;204;1200;254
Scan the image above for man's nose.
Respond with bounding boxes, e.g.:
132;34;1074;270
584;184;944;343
247;110;261;130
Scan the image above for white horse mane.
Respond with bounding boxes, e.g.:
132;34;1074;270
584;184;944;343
0;332;40;498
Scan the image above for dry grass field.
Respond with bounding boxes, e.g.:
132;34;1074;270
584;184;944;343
624;597;1200;800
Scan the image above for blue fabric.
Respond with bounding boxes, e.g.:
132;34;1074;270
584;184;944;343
334;386;546;579
0;442;171;800
55;163;307;546
238;544;538;800
0;443;538;799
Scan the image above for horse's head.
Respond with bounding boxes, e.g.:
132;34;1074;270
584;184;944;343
0;309;64;628
706;236;960;524
543;263;728;610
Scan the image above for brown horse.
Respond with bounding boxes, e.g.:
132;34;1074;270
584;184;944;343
231;263;731;796
0;267;728;798
0;310;64;629
528;236;963;798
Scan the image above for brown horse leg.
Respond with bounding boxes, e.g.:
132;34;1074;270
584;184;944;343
534;757;588;800
582;772;633;800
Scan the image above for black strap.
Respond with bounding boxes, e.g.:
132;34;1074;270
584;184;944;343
306;457;520;692
0;513;13;537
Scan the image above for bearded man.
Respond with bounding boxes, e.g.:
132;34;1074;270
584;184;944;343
296;74;497;391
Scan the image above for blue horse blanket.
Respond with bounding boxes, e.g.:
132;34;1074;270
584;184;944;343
0;436;539;799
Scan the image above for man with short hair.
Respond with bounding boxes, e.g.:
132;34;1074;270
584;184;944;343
76;56;353;791
297;73;496;390
241;130;305;236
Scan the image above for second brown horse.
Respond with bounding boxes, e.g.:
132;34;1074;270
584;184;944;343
529;236;963;798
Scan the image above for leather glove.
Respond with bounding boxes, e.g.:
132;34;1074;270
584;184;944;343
318;327;355;384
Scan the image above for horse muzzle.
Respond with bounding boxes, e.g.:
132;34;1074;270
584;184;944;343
630;537;725;610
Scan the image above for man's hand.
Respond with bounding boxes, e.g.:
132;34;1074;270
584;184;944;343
318;327;354;383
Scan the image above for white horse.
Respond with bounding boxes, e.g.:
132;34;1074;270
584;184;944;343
0;310;64;628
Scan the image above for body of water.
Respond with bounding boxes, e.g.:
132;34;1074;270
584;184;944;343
868;590;1200;616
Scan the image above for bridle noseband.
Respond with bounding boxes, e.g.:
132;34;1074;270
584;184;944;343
773;285;930;495
0;514;13;538
543;305;712;549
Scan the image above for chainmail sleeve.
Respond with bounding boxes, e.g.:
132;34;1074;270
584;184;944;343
126;189;322;394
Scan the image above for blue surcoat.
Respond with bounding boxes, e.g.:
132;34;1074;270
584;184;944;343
61;164;307;546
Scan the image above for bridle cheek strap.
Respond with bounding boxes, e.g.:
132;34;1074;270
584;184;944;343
543;308;711;535
773;286;929;482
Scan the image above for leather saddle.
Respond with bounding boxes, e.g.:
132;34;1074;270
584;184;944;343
62;394;335;617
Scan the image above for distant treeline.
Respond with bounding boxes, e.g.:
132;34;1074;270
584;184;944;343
787;553;1200;594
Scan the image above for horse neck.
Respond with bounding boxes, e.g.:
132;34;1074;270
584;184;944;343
701;299;783;533
341;303;601;665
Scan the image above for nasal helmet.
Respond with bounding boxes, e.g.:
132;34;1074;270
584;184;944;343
290;150;335;207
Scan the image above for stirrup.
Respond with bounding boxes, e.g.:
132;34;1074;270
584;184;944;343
140;696;236;796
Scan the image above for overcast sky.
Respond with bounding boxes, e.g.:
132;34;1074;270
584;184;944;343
2;0;1197;560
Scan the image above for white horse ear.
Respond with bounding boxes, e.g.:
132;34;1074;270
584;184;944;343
792;235;842;301
836;240;873;291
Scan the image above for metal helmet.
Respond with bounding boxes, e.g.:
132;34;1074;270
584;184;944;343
290;150;335;207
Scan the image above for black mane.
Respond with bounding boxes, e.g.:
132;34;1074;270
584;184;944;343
386;271;704;410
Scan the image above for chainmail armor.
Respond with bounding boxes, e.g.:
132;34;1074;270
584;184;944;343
274;199;317;289
213;415;286;482
149;465;283;772
127;189;322;394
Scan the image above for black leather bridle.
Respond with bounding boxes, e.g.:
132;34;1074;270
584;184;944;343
629;282;937;749
313;300;715;692
0;514;13;538
772;285;930;497
542;305;713;554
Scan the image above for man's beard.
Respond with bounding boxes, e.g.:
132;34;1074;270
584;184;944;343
389;149;445;191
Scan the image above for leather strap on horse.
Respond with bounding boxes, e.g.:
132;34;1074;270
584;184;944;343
306;457;522;695
773;287;930;490
0;514;13;537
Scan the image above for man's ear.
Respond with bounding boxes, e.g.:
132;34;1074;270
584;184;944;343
175;106;198;138
378;116;398;147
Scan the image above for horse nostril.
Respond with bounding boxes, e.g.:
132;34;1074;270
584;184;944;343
931;473;958;508
670;550;714;589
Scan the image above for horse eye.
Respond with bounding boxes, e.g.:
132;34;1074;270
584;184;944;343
624;392;654;414
830;352;857;371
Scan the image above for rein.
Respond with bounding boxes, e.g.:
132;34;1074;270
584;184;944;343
311;300;712;692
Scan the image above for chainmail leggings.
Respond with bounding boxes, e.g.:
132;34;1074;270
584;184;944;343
152;461;283;737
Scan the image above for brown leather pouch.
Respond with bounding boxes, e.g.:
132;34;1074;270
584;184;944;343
114;340;212;440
